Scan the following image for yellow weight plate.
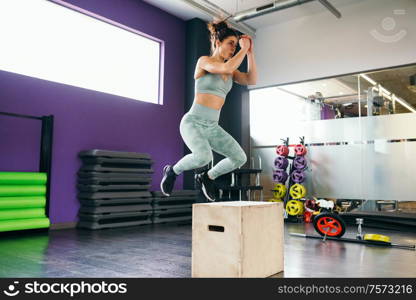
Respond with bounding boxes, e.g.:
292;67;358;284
285;200;304;216
363;234;391;243
289;184;306;199
268;198;283;203
272;183;286;199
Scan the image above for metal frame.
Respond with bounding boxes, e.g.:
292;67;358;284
0;112;54;218
179;0;256;36
233;0;341;22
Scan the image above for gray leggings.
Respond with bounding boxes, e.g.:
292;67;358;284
172;103;247;179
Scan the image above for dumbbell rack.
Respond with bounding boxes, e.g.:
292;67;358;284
273;137;308;221
286;137;308;222
284;149;299;222
216;156;263;202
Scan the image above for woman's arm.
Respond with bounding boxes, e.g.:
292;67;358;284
197;38;250;74
233;52;257;85
233;37;258;85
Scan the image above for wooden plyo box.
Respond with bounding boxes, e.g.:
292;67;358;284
192;201;284;278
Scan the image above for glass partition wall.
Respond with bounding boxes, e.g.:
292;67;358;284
250;64;416;219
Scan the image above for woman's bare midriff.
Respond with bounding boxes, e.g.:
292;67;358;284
195;93;225;110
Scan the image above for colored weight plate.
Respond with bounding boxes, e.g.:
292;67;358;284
285;200;304;216
303;211;313;223
274;156;289;170
291;170;306;183
272;183;286;199
276;145;289;157
313;212;346;238
289;184;306;199
273;169;288;183
304;199;318;211
363;234;391;243
293;156;307;170
268;198;283;203
294;144;307;156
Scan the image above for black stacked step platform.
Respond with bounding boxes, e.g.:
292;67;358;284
77;150;154;230
151;190;197;224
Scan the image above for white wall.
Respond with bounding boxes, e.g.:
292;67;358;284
253;0;416;88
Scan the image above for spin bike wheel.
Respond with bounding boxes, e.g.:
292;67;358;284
313;212;346;238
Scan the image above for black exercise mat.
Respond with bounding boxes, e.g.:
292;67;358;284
232;168;262;174
152;208;192;224
77;171;152;180
152;216;192;224
217;185;263;191
81;157;153;165
80;165;154;173
78;178;152;185
153;195;197;201
79;197;152;207
77;184;151;192
153;197;195;207
77;191;151;200
80;159;153;170
79;204;152;214
79;149;151;160
153;207;193;216
152;203;193;210
78;211;152;221
77;217;152;230
151;190;198;197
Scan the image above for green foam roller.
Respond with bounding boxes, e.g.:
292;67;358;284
0;185;46;196
0;197;46;209
0;208;46;220
0;172;47;185
0;218;50;232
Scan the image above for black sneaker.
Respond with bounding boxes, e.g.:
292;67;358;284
196;171;216;202
160;165;177;196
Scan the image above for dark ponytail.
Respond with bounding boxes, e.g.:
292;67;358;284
207;20;239;54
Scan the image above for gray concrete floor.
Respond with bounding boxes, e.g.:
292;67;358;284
0;223;415;278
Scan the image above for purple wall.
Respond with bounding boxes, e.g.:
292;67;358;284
0;0;186;224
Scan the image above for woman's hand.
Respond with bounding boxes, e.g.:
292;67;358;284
239;36;251;51
241;35;254;54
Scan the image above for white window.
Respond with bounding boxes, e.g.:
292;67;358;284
250;87;321;145
0;0;163;104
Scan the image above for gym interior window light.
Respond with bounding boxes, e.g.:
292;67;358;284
0;0;163;104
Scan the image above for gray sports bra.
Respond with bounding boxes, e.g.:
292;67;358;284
195;72;233;99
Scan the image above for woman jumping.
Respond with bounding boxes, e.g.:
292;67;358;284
160;20;257;201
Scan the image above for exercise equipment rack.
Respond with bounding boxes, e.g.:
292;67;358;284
0;111;54;233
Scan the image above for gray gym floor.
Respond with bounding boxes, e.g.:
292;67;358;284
0;222;415;278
